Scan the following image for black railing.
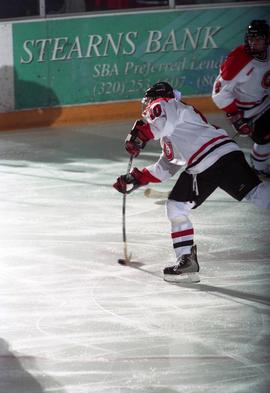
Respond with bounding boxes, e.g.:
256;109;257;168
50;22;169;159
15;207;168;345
0;0;261;20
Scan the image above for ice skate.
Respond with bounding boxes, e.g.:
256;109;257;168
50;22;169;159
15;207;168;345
163;245;200;283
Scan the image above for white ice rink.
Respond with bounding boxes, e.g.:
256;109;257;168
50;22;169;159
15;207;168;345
0;114;269;393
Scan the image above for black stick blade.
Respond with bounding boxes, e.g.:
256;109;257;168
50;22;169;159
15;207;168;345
118;258;128;265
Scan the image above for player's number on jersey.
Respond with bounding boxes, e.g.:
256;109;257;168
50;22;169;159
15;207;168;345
150;104;162;120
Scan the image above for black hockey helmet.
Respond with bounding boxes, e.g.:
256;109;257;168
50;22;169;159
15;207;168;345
245;20;270;57
141;81;175;110
245;20;270;39
143;81;174;101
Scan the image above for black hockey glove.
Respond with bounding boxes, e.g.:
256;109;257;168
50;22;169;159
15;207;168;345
226;111;252;135
113;168;149;194
125;120;153;157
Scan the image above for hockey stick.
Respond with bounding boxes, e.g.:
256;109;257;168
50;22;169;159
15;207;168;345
144;187;169;199
118;155;134;265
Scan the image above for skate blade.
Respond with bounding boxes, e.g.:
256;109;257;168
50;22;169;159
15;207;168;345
164;272;200;283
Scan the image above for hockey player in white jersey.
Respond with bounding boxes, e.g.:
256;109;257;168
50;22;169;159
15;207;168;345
113;82;270;283
212;19;270;176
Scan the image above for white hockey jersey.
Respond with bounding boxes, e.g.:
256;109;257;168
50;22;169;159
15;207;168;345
140;97;240;183
212;44;270;119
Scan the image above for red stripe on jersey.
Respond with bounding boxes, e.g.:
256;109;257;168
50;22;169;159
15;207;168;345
222;98;259;113
188;135;228;166
222;101;238;113
171;229;194;239
236;99;258;106
220;45;252;81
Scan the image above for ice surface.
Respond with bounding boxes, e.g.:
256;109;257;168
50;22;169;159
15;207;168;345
0;115;269;393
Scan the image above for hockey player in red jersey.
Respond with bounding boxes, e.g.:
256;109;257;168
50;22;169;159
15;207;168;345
212;19;270;176
113;82;270;283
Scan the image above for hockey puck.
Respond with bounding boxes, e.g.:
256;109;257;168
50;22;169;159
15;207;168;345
118;258;127;265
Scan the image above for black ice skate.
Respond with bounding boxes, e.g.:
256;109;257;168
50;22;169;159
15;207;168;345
163;245;200;283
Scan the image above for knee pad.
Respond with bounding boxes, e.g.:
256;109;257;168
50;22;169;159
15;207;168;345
166;199;194;224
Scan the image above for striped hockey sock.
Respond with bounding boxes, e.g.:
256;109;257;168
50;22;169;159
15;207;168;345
171;227;194;260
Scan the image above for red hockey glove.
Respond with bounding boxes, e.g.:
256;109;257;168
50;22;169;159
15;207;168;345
226;111;252;135
125;120;153;157
113;168;149;194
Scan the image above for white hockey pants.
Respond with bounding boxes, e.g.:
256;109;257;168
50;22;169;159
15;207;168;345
245;181;270;209
166;200;195;261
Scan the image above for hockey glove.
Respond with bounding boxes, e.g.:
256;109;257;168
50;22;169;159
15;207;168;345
226;111;252;135
125;120;154;157
113;167;149;194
